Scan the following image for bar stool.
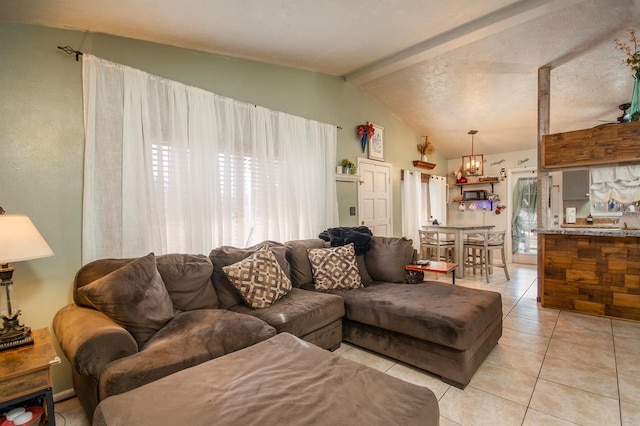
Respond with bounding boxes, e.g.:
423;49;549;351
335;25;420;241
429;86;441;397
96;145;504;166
463;230;510;282
419;230;455;262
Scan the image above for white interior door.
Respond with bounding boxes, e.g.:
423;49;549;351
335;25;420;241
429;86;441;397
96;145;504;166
358;159;392;236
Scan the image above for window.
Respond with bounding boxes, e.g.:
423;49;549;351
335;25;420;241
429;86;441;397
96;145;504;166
590;165;640;216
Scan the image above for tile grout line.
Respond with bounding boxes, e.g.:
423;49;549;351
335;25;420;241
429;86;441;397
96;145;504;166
463;272;549;424
612;320;623;425
520;293;561;425
535;311;625;425
491;274;552;425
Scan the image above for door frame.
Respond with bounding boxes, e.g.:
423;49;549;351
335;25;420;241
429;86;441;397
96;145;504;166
506;168;538;264
357;158;393;236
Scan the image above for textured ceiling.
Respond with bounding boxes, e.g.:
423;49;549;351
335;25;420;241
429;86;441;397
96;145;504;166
1;0;639;159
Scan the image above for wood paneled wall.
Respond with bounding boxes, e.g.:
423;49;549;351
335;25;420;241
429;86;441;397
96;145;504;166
542;121;640;168
541;234;640;321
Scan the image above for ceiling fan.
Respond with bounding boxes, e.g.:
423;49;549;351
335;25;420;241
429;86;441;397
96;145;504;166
596;102;631;126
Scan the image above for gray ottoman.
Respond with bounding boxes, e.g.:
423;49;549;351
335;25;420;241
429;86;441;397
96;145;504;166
94;333;439;425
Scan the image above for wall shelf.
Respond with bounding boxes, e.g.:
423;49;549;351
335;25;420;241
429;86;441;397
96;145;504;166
450;199;495;211
336;174;362;182
455;179;499;193
452;179;500;210
412;160;436;169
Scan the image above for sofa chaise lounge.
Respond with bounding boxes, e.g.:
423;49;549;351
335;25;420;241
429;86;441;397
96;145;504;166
286;236;503;389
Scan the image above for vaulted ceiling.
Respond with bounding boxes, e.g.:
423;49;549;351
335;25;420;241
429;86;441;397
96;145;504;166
2;0;639;159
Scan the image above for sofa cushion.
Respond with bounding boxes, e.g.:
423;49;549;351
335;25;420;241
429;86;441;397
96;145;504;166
155;254;218;310
230;288;345;337
73;254;218;311
355;255;374;285
335;282;502;351
99;309;276;399
210;241;290;309
77;253;175;348
222;245;292;309
364;236;415;283
284;239;326;287
285;239;372;287
308;244;363;290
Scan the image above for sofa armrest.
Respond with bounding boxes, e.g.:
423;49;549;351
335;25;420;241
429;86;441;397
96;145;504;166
53;304;138;378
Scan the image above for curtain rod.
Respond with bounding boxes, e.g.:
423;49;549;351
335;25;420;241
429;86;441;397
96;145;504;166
57;46;83;61
60;47;342;129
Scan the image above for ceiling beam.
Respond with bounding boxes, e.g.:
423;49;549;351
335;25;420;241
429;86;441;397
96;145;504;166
344;0;588;86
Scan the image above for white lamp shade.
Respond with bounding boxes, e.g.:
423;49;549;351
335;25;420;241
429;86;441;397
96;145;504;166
0;215;54;263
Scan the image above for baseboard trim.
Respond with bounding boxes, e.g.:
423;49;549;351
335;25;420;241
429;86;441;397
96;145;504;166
53;388;76;403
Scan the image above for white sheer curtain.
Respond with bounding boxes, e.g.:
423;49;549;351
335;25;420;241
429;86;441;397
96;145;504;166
402;170;423;249
428;176;448;226
82;54;338;263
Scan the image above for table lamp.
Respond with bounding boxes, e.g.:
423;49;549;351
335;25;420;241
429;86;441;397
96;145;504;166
0;209;54;350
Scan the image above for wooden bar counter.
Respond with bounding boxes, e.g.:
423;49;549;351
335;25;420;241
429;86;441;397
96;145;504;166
536;227;640;321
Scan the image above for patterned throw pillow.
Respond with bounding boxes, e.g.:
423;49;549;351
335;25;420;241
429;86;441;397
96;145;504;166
222;245;292;309
307;244;363;290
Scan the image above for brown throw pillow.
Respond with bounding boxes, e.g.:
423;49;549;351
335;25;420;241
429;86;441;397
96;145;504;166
77;253;175;348
222;245;292;309
307;243;363;290
364;236;415;283
155;254;218;311
284;239;327;287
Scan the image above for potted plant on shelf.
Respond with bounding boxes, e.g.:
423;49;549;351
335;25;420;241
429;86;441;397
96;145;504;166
417;136;435;162
341;158;356;174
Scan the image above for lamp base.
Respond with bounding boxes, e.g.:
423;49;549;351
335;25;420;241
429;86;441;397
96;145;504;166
0;317;33;351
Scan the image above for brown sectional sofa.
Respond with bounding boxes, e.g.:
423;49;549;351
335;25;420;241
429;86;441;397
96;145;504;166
53;235;502;420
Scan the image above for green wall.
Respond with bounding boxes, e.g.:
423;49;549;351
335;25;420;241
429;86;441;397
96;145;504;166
0;22;448;394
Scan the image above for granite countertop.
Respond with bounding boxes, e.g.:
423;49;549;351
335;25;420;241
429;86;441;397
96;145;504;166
533;227;640;237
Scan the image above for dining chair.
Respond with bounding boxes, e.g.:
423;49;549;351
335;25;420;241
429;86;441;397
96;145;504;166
419;230;455;262
463;230;510;282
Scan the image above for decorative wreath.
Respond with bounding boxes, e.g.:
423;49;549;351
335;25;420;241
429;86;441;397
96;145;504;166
356;123;375;152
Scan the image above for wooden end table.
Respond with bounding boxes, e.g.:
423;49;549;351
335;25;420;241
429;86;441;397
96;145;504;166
0;328;61;425
406;261;458;284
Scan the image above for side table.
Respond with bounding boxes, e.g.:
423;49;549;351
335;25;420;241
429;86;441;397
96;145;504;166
406;261;458;284
0;328;61;425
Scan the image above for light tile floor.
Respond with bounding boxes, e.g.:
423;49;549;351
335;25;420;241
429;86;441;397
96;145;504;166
54;264;640;426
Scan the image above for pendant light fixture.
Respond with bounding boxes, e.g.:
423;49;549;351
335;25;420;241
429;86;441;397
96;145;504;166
461;130;483;176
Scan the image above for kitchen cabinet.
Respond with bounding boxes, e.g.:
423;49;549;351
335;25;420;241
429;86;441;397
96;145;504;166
562;170;589;200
